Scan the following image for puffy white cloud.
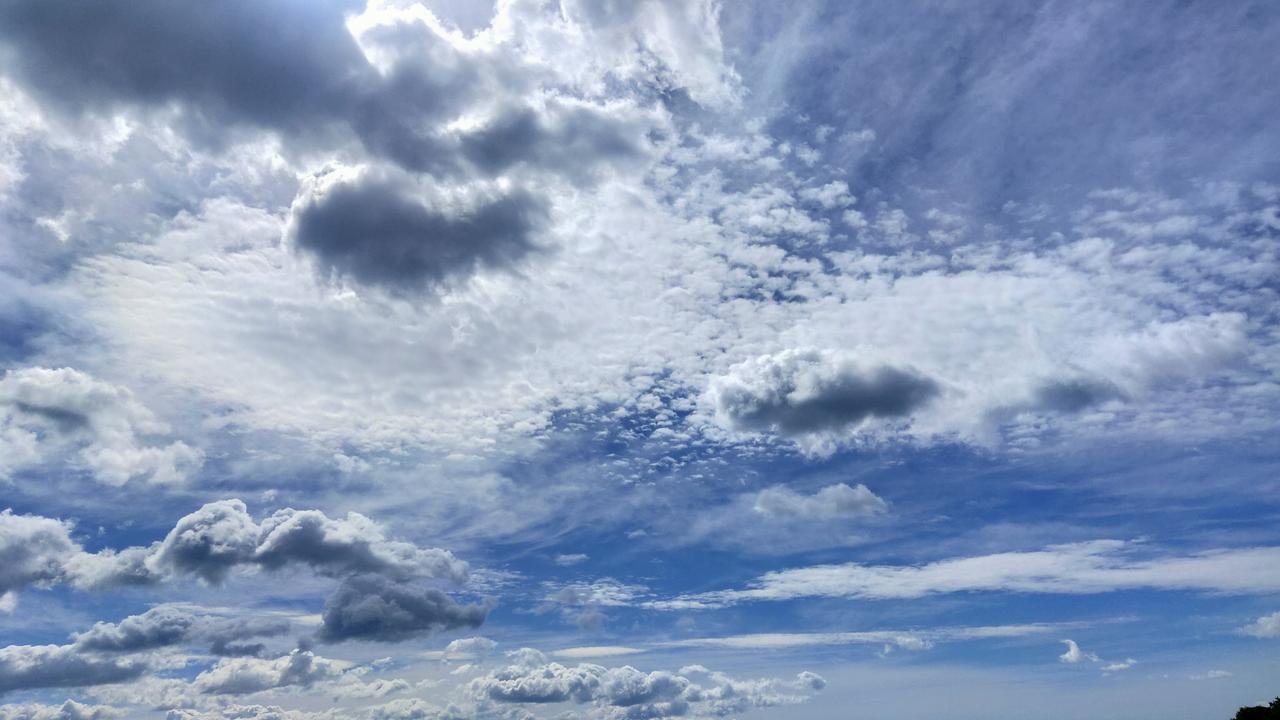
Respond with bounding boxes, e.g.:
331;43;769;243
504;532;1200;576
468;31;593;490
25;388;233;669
0;700;125;720
0;367;202;485
1058;639;1098;664
469;649;823;718
752;483;887;519
1237;610;1280;638
194;650;348;695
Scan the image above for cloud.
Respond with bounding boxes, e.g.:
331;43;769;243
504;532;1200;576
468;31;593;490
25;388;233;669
1058;639;1097;664
442;636;497;660
0;501;466;609
706;349;940;444
1237;611;1280;638
1101;658;1137;672
0;644;145;695
0;509;78;608
0;367;202;485
71;606;289;655
554;553;590;566
0;701;125;720
317;575;487;643
469;649;823;718
286;168;547;293
149;499;468;585
752;483;887;519
1189;670;1233;680
194;649;347;695
650;541;1280;608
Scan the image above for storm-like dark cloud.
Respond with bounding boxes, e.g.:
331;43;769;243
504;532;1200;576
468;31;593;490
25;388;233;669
707;349;940;437
0;645;144;695
318;575;487;643
0;0;369;138
287;172;547;293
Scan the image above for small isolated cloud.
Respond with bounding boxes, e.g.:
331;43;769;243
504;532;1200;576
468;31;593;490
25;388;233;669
706;349;939;450
1059;639;1099;664
554;553;590;567
1237;611;1280;638
753;483;888;519
1189;670;1233;680
0;367;202;485
1102;658;1137;672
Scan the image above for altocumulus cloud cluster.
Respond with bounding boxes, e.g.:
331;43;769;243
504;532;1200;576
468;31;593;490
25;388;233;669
0;0;1278;718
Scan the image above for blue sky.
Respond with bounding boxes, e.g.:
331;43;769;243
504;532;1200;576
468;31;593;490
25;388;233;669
0;1;1278;718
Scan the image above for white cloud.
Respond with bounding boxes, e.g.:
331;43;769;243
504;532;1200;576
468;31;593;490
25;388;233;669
1237;610;1280;638
753;483;888;519
650;541;1280;609
0;367;202;485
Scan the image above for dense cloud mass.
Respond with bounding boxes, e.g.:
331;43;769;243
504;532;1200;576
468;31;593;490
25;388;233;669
71;606;289;656
707;349;940;440
0;645;144;695
0;367;202;485
318;575;487;643
287;169;547;293
470;649;824;718
0;0;1277;717
0;500;467;608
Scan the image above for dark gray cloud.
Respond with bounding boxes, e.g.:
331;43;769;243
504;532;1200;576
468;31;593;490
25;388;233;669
0;645;144;695
287;173;547;293
148;499;467;585
708;349;940;437
0;509;78;599
71;606;289;656
460;102;650;182
1030;377;1125;413
0;0;369;139
318;575;487;643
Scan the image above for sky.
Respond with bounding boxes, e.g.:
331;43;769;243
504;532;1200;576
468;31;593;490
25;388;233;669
0;1;1278;719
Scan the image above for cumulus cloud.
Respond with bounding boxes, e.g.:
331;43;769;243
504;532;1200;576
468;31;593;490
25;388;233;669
469;649;823;718
651;541;1280;609
317;575;487;643
0;644;144;695
286;168;548;294
71;606;289;656
194;650;347;695
149;500;467;585
1237;610;1280;638
0;701;125;720
752;483;887;519
0;501;466;611
0;367;202;485
706;349;940;446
